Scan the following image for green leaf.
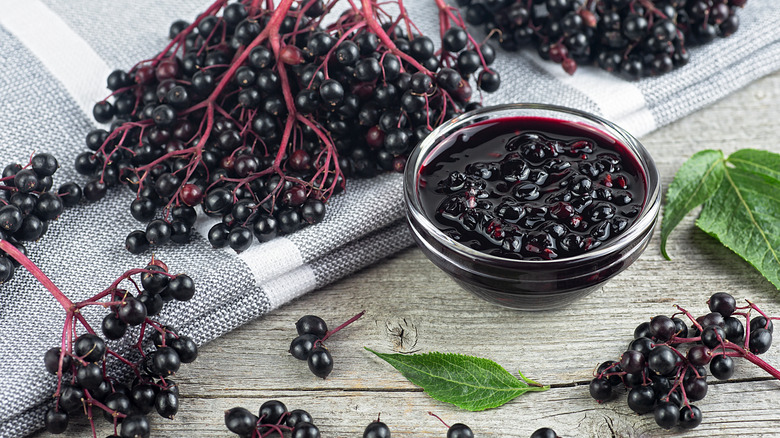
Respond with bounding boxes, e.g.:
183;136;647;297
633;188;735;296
697;166;780;289
661;150;726;260
365;348;548;411
728;149;780;181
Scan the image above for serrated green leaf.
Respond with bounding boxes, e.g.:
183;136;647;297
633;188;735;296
661;150;726;260
728;149;780;180
365;348;548;411
697;166;780;289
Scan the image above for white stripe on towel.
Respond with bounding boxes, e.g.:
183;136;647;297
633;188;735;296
520;49;658;137
0;0;113;119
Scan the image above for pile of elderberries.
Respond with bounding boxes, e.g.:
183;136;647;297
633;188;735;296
0;152;81;283
72;0;500;255
590;292;778;430
460;0;746;77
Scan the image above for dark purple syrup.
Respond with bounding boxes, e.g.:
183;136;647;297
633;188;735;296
418;116;647;260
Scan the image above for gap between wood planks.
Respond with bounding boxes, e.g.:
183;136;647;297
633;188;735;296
179;375;778;399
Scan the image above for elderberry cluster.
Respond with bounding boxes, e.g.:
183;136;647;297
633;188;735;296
75;0;500;255
41;260;198;437
289;312;363;378
461;0;746;78
589;292;777;431
224;400;319;437
0;153;81;283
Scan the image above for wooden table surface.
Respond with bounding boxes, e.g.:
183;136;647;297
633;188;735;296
40;71;780;438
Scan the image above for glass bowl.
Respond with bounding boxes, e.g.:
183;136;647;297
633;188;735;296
403;104;661;310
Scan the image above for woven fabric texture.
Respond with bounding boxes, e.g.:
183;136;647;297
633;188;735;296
1;0;779;437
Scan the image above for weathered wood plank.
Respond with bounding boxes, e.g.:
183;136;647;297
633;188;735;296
54;381;780;437
35;71;780;437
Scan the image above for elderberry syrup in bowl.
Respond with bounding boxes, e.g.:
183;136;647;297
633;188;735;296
403;104;660;310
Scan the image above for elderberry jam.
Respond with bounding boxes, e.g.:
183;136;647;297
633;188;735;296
404;104;660;310
418;117;647;260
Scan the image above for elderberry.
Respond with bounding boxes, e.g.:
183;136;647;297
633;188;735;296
307;346;333;378
364;420;391;438
530;428;560;438
120;414;151;438
447;423;474;438
296;315;328;338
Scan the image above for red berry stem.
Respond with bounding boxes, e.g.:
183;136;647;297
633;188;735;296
320;310;365;342
428;411;450;428
0;239;73;310
258;423;290;437
359;0;427;74
673;303;780;380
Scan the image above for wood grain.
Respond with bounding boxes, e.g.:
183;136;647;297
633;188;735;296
37;71;780;437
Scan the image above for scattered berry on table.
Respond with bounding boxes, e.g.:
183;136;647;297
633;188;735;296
289;311;364;378
530;427;560;438
428;411;475;437
224;400;318;437
363;417;391;438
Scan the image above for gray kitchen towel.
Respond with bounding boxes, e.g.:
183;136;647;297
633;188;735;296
1;0;779;437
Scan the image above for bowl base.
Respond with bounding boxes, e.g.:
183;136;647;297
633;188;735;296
453;279;604;311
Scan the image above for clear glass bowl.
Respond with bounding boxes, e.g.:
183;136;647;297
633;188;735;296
403;104;661;310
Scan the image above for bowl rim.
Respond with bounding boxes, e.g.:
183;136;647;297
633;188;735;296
403;103;661;267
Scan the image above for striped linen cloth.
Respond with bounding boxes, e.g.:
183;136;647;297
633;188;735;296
1;1;779;436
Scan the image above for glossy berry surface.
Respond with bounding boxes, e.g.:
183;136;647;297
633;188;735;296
709;292;737;317
530;428;559;438
627;385;656;414
710;354;735;380
120;414;151;438
419;117;645;260
588;377;612;401
679;405;703;429
44;408;69;433
363;420;391;438
307;346;333;378
653;401;679;429
286;409;314;428
290;333;319;361
74;334;106;363
292;422;321;438
259;399;287;424
447;423;474;438
649;315;676;342
224;407;257;435
296;315;328;338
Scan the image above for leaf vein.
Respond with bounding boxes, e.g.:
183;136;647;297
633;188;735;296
723;169;780;272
